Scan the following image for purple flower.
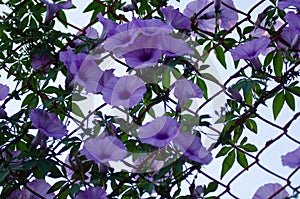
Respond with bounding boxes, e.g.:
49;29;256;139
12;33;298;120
160;6;191;30
74;27;99;51
0;84;9;100
41;0;72;24
174;132;212;164
29;109;68;139
75;187;107;199
184;0;237;31
81;136;127;163
96;69;116;93
285;12;300;34
9;179;55;199
31;52;52;71
102;75;146;108
278;27;300;56
138;116;181;148
252;183;289;199
281;146;300;168
174;79;203;110
229;36;270;60
97;13;118;39
132;17;173;36
59;48;103;93
278;0;300;10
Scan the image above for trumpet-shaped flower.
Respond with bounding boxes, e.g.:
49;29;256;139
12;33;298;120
41;0;72;24
161;6;191;30
138;116;181;148
29;109;68;139
174;132;212;164
82;136;127;164
252;183;289;199
281;146;300;168
102;75;146;108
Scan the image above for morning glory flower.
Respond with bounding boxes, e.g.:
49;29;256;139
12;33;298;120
102;75;146;108
174;132;212;164
97;13;118;40
132;17;173;36
73;27;99;52
278;0;300;10
252;183;289;199
31;52;52;71
0;84;9;100
160;6;191;30
59;48;103;93
41;0;72;24
281;146;300;168
81;135;127;164
278;27;300;57
184;0;238;32
75;187;107;199
285;12;300;34
138;116;181;148
174;79;203;110
229;36;270;70
29;109;68;139
8;179;55;199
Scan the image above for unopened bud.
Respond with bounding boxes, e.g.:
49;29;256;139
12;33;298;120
214;0;221;10
228;87;243;102
0;106;7;119
123;4;136;12
249;57;262;71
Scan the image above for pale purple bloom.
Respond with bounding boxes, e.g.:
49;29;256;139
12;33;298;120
82;136;127;163
96;69;115;93
252;183;289;199
160;6;191;30
97;13;118;39
281;146;300;168
0;84;9;100
278;27;300;56
278;0;300;10
229;36;270;60
41;0;72;24
102;75;146;108
174;79;203;110
184;0;237;31
174;132;212;164
59;48;103;93
31;52;52;71
74;27;99;50
285;12;300;34
8;179;55;199
75;187;107;199
132;17;173;36
29;109;68;139
138;116;181;148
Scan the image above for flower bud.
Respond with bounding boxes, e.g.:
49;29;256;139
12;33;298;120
228;87;243;102
214;0;221;10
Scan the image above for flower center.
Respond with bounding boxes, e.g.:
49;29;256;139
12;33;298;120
155;132;169;140
119;90;131;100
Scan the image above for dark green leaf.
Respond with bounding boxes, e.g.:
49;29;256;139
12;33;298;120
245;119;257;134
273;91;284;119
240;143;257;152
273;52;283;77
204;181;218;195
287;86;300;97
285;91;295;111
263;51;274;67
47;181;67;194
214;46;227;69
0;171;9;183
71;102;85;118
221;150;235;178
216;146;232;158
237;150;248;168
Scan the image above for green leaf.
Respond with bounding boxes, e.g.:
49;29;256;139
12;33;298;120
0;171;9;183
273;91;284;119
72;93;87;101
240;143;257;152
71;102;85;118
204;181;218;195
214;46;227;69
47;181;67;194
21;93;39;108
83;2;99;13
162;68;170;90
263;51;274;67
287;86;300;97
216;146;232;158
237;150;248;168
245;119;257;134
196;78;208;99
285;91;295;111
221;150;235;178
273;52;283;77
